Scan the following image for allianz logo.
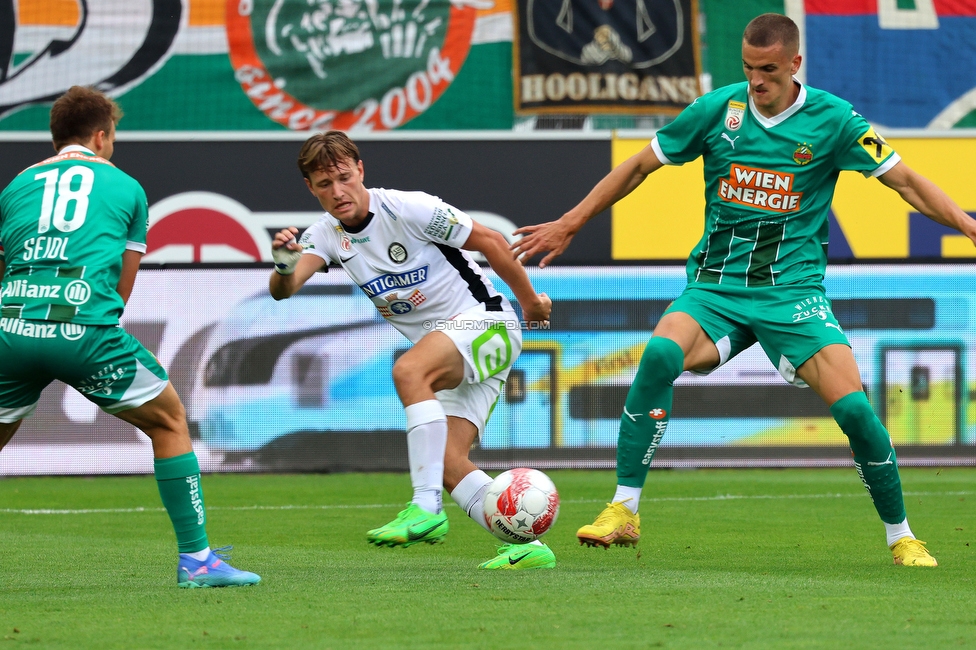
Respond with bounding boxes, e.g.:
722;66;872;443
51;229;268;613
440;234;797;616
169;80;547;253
0;318;87;340
0;279;91;305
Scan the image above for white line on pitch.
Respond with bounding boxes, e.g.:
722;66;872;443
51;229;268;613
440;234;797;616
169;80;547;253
1;490;971;515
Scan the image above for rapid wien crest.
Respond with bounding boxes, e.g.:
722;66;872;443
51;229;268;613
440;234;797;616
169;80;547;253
227;0;480;131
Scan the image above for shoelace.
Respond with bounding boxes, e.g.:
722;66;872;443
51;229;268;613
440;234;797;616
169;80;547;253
898;540;929;557
211;545;234;561
593;503;627;525
394;504;418;522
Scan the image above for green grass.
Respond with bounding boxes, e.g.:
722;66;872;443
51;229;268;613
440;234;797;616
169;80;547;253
1;468;975;649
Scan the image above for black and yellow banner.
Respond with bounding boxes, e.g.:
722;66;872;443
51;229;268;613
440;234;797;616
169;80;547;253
514;0;702;114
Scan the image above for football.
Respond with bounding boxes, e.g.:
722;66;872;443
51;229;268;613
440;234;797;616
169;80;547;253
482;468;560;543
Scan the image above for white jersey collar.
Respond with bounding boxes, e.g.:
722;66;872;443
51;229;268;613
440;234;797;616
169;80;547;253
748;78;806;128
58;144;96;155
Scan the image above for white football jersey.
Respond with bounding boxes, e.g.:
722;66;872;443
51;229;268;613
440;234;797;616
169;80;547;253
299;187;513;343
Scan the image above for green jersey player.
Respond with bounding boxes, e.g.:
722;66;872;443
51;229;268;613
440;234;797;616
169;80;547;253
514;14;976;567
0;86;259;588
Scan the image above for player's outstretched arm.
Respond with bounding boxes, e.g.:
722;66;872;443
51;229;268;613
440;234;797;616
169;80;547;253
268;227;323;300
511;143;664;268
879;162;976;247
464;222;551;324
116;249;143;305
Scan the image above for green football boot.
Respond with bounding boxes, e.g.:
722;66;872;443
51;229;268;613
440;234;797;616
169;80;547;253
478;542;556;570
367;503;449;547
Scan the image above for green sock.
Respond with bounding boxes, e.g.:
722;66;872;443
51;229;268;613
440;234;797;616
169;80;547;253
616;337;684;488
154;452;209;553
830;391;907;524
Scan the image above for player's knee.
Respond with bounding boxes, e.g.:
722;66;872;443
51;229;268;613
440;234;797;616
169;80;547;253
830;391;874;431
393;353;450;393
830;391;886;447
150;394;188;433
636;336;685;383
391;356;418;390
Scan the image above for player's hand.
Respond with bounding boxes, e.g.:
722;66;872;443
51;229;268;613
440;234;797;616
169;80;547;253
522;292;552;326
511;220;576;269
272;227;303;275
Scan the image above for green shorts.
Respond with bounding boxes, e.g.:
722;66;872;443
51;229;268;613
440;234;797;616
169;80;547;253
664;283;850;386
0;318;169;423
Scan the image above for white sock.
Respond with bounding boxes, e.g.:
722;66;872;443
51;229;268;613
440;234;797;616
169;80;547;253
612;486;642;514
405;400;447;514
450;469;493;532
184;547;210;561
884;518;915;547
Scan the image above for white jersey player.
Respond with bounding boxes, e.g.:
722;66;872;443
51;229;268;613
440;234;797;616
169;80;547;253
298;186;515;345
269;131;556;570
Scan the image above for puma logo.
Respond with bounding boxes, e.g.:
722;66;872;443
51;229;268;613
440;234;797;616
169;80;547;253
721;133;740;149
623;406;643;422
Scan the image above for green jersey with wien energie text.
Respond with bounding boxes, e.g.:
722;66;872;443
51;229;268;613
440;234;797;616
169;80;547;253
653;81;898;287
0;147;148;325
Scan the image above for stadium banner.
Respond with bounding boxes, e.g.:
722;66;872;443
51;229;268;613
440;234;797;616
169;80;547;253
0;0;518;131
611;134;976;261
2;1;976;130
225;0;479;131
703;0;976;129
513;0;702;114
802;0;976;130
2;264;974;477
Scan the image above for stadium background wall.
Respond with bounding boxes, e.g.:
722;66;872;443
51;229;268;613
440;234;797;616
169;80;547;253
1;0;975;131
2;135;975;476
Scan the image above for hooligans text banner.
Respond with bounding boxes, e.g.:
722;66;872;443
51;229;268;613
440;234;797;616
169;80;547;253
513;0;702;114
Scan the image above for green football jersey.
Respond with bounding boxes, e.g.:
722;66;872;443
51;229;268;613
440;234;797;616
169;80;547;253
654;81;898;287
0;147;149;325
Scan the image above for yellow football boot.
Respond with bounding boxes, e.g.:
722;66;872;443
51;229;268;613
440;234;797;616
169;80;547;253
890;537;938;567
576;501;640;548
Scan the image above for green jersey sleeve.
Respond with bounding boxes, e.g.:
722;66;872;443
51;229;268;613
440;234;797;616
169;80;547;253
127;184;149;251
833;108;899;176
654;95;710;164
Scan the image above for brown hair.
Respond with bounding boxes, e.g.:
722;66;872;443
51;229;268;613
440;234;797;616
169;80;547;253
297;131;361;179
743;13;799;52
49;86;122;151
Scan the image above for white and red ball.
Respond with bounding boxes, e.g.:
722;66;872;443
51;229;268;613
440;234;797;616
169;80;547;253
482;468;560;543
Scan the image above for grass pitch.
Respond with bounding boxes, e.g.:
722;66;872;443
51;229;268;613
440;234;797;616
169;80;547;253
1;468;975;649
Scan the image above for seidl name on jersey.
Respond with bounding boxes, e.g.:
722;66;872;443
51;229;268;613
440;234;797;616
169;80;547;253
359;265;429;298
22;236;69;262
718;164;802;213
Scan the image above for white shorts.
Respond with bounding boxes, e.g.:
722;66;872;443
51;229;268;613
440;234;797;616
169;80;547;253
432;305;522;435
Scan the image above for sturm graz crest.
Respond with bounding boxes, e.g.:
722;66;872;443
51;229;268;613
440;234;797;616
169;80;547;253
227;1;481;131
388;242;408;263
